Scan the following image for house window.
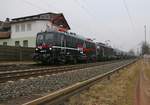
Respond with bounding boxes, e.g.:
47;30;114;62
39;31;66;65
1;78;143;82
21;24;25;32
3;42;7;46
15;24;20;32
27;23;31;31
23;40;28;47
15;41;20;47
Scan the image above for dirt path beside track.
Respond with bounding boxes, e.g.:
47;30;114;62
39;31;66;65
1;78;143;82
134;59;150;105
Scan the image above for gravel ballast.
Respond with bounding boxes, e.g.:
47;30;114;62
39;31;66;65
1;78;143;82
0;60;133;104
68;60;139;105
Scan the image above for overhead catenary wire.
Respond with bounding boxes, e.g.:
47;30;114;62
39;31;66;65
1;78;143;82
20;0;94;36
72;0;119;42
72;0;97;37
18;0;119;38
73;0;120;42
34;0;57;12
20;0;48;12
122;0;135;32
18;0;135;48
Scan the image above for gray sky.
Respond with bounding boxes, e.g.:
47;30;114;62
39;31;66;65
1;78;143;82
0;0;150;51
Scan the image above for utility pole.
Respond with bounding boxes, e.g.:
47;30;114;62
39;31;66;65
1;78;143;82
144;25;147;44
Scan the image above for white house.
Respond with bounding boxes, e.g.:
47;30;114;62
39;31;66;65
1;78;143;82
0;12;70;47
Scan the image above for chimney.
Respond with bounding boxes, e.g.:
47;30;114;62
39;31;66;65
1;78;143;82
5;18;10;22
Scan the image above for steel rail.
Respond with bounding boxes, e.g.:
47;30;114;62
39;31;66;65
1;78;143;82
22;59;137;105
0;60;119;83
0;62;105;74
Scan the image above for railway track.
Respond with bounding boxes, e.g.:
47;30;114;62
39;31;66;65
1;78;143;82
23;59;137;105
0;64;48;72
0;60;122;83
0;60;120;72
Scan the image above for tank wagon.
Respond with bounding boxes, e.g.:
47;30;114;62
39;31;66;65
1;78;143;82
33;31;134;64
96;42;116;61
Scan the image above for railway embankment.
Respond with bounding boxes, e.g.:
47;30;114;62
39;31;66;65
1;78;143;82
68;60;141;105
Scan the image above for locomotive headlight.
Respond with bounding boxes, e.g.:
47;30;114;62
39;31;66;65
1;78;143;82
49;48;52;50
35;48;38;51
80;51;83;54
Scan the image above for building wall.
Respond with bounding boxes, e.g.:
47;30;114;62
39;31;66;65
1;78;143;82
0;36;36;47
0;20;50;47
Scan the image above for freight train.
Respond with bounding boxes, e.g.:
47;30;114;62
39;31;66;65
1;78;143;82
33;31;134;64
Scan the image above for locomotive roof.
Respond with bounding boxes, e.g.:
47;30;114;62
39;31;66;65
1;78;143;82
38;31;95;43
63;31;95;43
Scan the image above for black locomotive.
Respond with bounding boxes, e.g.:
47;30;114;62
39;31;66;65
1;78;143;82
33;31;133;64
33;31;96;64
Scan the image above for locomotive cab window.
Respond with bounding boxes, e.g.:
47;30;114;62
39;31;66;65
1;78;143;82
36;33;54;46
37;34;44;45
45;33;54;44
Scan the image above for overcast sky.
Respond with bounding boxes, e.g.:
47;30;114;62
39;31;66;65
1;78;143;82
0;0;150;52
